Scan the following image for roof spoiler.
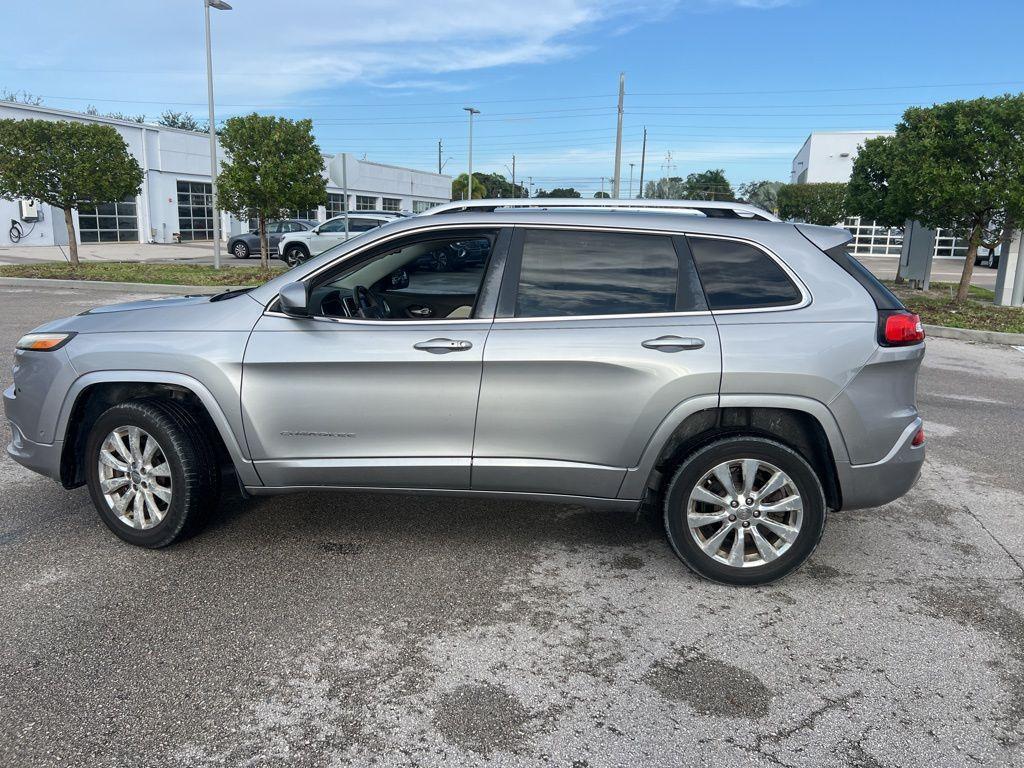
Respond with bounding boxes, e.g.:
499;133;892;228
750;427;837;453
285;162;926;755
795;223;854;252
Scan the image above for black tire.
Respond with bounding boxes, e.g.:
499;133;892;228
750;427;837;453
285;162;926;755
232;241;250;259
85;399;220;548
284;244;307;267
663;437;826;586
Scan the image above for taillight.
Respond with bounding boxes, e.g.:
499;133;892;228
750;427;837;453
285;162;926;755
911;427;925;447
879;311;925;346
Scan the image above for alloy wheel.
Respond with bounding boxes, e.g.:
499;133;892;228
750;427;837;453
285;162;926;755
97;426;173;530
686;458;803;568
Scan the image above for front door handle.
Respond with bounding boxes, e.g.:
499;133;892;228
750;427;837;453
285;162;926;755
414;338;473;354
641;335;705;352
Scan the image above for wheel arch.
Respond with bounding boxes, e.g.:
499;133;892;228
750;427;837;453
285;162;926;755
620;396;847;511
57;372;258;489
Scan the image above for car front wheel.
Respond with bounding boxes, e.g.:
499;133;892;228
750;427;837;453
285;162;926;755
85;400;220;548
663;437;826;585
283;245;307;266
232;242;250;259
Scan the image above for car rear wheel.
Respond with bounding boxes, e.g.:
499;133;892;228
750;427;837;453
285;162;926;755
85;400;220;548
232;242;249;259
663;437;826;585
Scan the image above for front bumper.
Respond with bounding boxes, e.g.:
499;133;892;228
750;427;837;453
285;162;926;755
835;418;924;510
5;415;63;482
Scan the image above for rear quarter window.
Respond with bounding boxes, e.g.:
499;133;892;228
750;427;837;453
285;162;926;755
687;236;803;311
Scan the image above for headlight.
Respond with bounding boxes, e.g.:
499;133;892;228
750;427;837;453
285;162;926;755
15;332;76;351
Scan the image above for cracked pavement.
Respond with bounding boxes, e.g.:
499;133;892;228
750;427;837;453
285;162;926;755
0;285;1022;767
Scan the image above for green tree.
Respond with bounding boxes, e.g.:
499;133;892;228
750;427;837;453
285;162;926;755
0;119;142;266
158;110;203;132
594;191;611;199
848;95;1024;301
777;182;848;225
451;173;487;200
737;180;784;214
216;114;327;268
85;104;145;123
682;169;735;201
535;187;582;198
846;136;909;228
644;176;686;199
1;89;43;106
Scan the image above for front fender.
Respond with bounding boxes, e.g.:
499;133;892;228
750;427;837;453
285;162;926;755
56;370;260;487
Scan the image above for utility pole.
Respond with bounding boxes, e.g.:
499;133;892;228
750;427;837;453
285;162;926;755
628;163;635;199
600;177;606;197
528;176;534;198
505;156;517;198
437;139;442;175
203;0;232;269
612;72;625;198
463;107;480;200
638;127;647;199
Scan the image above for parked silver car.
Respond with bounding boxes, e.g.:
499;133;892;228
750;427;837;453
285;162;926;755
227;218;318;260
4;199;926;584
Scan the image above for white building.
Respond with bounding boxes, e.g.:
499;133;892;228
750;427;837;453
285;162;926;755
791;130;966;259
0;103;451;247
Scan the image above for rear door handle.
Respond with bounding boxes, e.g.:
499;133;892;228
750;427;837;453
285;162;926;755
641;335;705;352
414;338;473;354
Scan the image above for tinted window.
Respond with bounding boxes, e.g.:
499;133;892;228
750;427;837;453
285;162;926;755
515;229;689;318
688;236;802;310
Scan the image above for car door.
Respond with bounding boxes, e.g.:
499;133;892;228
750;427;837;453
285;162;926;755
472;226;721;499
241;226;509;490
309;219;347;254
267;221;286;252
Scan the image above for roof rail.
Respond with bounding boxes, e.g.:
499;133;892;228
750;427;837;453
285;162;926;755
419;198;779;222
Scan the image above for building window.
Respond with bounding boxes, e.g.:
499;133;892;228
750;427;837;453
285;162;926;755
412;200;439;214
285;207;319;221
381;197;401;213
78;197;139;243
176;180;213;241
327;193;347;218
355;195;378;211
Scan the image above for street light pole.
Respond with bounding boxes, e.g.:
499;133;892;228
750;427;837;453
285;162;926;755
463;107;480;200
204;0;231;269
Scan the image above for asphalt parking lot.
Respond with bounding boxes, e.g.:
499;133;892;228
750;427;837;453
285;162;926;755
1;284;1022;768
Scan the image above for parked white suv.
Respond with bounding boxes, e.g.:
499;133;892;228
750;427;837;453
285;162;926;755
278;213;397;265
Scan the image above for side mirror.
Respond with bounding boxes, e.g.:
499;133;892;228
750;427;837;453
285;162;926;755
388;268;410;290
278;281;310;317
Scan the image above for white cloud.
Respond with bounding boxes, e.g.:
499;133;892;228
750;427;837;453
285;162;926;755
0;0;793;108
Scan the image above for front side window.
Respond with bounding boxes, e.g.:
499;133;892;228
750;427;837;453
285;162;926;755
307;232;495;321
513;229;697;318
687;236;802;311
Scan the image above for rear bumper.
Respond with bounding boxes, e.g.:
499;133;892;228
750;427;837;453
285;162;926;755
835;418;924;510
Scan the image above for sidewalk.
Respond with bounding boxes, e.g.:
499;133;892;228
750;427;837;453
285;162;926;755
0;241;254;267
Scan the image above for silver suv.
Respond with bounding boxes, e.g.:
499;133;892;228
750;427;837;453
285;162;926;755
4;199;926;585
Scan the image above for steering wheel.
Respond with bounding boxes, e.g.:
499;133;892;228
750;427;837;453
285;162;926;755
352;285;388;319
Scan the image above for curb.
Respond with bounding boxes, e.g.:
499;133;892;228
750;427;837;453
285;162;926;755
0;277;249;295
923;324;1024;346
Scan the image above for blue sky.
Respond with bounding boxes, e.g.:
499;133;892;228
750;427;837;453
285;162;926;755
3;0;1023;196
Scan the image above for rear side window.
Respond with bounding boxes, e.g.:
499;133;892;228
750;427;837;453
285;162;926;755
687;236;803;311
824;244;904;310
513;229;705;318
